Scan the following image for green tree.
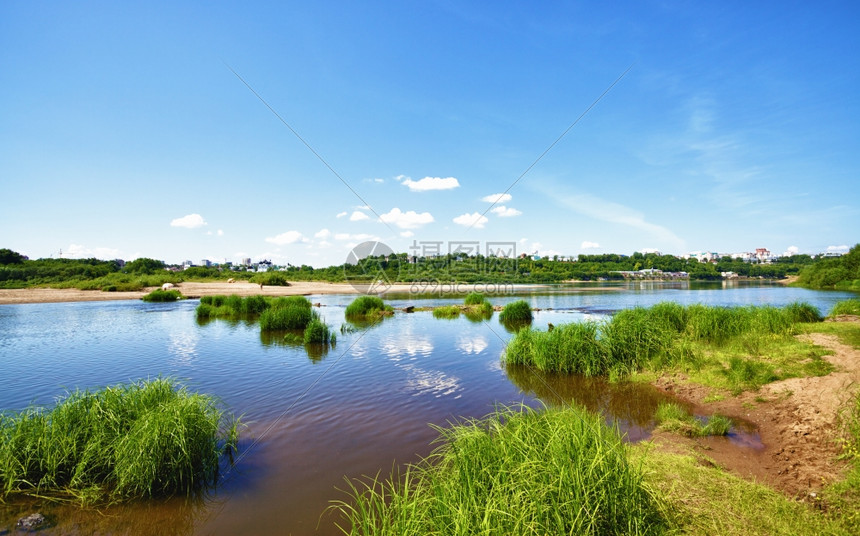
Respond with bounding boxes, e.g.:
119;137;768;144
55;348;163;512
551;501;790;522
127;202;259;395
124;257;165;274
0;248;25;265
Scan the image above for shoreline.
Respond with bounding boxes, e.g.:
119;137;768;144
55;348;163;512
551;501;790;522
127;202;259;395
0;280;620;305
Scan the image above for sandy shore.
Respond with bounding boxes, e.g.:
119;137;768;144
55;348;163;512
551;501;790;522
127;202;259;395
0;280;601;305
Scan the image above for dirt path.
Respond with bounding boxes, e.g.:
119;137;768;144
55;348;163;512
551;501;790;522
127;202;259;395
652;318;860;497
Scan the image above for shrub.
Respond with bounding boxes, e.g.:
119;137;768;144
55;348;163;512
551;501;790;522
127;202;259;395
141;289;183;302
251;272;291;287
499;300;532;323
0;378;236;502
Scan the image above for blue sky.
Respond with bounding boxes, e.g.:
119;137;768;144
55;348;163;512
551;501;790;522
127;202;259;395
1;1;858;267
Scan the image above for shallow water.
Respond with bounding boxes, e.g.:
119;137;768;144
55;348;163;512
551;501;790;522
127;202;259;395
0;282;853;534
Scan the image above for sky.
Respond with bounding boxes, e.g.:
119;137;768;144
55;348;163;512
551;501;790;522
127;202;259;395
1;1;858;267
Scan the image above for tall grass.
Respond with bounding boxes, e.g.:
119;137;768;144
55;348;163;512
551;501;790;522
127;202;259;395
0;378;236;502
331;404;665;535
345;296;394;318
432;305;461;319
830;298;860;317
141;289;183;302
504;301;824;379
498;300;532;323
463;292;485;305
304;318;336;345
260;300;316;331
653;402;731;437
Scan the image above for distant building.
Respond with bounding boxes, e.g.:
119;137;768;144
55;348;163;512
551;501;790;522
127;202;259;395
242;258;252;266
200;259;211;267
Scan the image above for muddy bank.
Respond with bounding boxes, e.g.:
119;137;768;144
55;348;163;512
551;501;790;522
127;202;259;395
650;318;860;497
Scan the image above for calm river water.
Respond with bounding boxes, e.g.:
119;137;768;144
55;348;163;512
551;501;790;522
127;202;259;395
0;282;854;534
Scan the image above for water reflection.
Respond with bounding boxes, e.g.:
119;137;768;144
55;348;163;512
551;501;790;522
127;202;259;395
504;364;668;440
457;335;488;355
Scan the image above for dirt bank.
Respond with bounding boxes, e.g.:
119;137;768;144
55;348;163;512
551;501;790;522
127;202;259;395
651;317;860;497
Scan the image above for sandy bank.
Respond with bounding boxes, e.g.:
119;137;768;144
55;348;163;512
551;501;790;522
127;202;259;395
0;280;617;305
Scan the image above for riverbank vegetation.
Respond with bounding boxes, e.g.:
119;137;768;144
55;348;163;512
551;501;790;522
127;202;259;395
141;289;184;302
332;404;665;535
505;302;830;393
0;246;830;290
653;402;731;437
0;378;238;503
499;299;532;323
795;244;860;290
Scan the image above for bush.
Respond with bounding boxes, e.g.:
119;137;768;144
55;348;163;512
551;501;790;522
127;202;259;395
499;300;532;323
141;289;183;302
251;272;291;287
0;378;237;502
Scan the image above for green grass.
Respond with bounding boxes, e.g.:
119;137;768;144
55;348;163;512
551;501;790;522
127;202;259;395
653;402;731;437
0;378;237;503
141;289;184;302
638;446;849;535
463;292;485;305
504;302;831;392
304;318;336;345
331;404;665;535
344;296;394;319
432;305;461;319
249;272;291;286
498;300;532;323
259;302;316;331
830;299;860;317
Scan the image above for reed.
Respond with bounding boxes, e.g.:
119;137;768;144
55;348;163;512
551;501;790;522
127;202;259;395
654;402;731;437
330;404;665;535
0;378;235;502
463;292;485;305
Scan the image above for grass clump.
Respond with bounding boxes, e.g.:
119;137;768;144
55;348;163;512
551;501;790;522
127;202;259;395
304;318;336;345
463;292;485;305
498;299;532;323
653;402;731;437
0;378;237;503
331;404;665;535
260;297;315;331
830;298;860;317
432;305;461;319
344;296;394;319
250;272;291;286
141;289;184;302
504;302;831;391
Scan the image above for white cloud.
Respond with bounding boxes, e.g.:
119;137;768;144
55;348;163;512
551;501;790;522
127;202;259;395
334;233;380;242
827;245;849;253
217;229;224;236
402;176;460;192
581;241;601;249
314;228;331;239
783;245;799;256
400;231;414;238
380;207;434;229
490;205;522;217
60;244;122;260
336;211;348;218
170;213;207;229
453;212;488;229
264;231;306;245
394;174;408;182
317;240;332;248
481;193;512;204
350;211;370;221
